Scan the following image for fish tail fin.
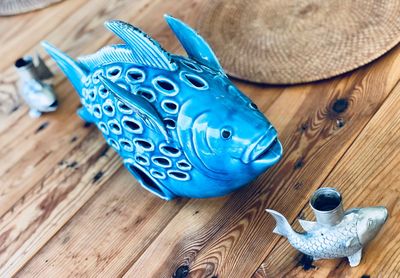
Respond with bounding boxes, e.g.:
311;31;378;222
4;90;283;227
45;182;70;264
41;41;87;95
266;209;293;238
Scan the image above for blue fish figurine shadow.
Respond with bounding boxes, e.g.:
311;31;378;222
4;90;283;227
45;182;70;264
41;15;283;200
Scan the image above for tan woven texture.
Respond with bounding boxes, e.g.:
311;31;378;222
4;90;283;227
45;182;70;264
195;0;400;84
0;0;63;16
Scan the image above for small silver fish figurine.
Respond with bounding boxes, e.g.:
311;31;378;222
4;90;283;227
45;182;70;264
15;54;58;118
266;188;388;267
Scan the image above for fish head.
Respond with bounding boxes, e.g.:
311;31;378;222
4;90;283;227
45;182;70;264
24;83;58;112
356;206;388;245
181;72;282;179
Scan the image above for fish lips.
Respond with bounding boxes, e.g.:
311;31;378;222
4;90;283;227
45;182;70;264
243;130;283;167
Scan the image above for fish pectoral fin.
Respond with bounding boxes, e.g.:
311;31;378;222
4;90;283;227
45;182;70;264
164;15;224;73
298;219;317;232
29;109;42;118
98;75;169;140
34;52;54;80
77;106;94;123
348;249;362;267
345;237;358;248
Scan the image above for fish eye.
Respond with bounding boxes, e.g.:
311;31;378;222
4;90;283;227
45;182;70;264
368;218;374;227
249;102;258;110
221;128;233;140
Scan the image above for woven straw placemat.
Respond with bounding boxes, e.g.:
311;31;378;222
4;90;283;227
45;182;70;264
0;0;63;16
195;0;400;84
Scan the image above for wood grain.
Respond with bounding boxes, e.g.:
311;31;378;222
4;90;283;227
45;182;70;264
1;0;400;277
122;44;400;277
15;168;187;277
255;76;400;278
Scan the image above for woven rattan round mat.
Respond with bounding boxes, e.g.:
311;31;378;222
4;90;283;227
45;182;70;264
195;0;400;84
0;0;63;16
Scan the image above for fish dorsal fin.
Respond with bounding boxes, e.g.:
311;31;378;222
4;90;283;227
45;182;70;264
98;75;169;140
104;20;176;71
298;219;317;232
78;44;138;71
164;15;224;73
34;53;54;80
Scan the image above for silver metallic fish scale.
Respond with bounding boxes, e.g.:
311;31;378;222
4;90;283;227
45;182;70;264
290;219;361;258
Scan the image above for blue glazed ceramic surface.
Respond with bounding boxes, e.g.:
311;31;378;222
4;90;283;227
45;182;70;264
42;15;283;200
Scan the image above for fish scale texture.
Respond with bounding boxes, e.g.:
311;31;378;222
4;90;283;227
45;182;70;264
289;214;362;259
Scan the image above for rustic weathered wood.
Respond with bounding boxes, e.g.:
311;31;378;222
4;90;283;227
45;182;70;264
121;44;400;277
254;78;400;278
0;0;169;275
15;167;188;277
1;0;400;277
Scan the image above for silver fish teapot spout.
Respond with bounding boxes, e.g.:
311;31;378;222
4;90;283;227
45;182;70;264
266;188;388;267
15;54;58;118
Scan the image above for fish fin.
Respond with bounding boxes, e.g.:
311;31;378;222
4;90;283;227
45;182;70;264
123;159;175;200
29;109;42;118
41;41;87;94
345;237;359;248
266;209;293;238
33;53;54;80
77;107;94;123
298;219;317;232
98;75;169;140
164;14;224;73
79;44;137;71
348;249;362;267
104;20;176;71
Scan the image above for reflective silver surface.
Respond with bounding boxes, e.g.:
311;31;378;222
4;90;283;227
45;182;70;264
15;54;57;118
266;188;388;267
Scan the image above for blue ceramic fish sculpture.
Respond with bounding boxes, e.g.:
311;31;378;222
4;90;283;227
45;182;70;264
42;15;283;200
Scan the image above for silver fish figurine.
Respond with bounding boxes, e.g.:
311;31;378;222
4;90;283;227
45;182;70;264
15;54;58;118
266;188;388;267
41;15;283;200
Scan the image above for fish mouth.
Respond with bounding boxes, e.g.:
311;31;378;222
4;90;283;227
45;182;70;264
245;131;283;167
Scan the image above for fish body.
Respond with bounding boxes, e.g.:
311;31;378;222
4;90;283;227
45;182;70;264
15;55;57;117
42;16;282;200
266;206;388;266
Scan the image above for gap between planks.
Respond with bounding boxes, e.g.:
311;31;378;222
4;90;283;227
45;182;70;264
253;73;400;278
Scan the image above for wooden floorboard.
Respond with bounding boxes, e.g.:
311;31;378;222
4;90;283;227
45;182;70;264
1;0;400;277
121;44;400;277
255;76;400;278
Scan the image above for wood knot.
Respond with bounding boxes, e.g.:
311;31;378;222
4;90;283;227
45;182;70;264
173;265;189;278
92;171;104;183
67;161;78;169
332;98;349;114
294;157;305;170
35;121;49;134
299;122;308;133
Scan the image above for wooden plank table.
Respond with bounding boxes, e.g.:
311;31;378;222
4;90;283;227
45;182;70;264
1;0;399;277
